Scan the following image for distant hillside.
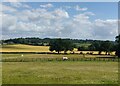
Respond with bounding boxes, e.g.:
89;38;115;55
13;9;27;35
1;37;115;48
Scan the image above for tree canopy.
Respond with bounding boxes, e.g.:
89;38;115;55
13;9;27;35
115;35;120;57
49;38;74;54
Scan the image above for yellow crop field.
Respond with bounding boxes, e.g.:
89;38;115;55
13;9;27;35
1;44;50;52
0;44;115;55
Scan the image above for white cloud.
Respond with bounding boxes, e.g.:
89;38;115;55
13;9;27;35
10;2;31;8
75;5;88;11
23;4;31;8
10;2;22;8
1;3;118;40
0;3;17;12
40;3;53;8
53;9;69;19
2;0;26;2
92;19;118;40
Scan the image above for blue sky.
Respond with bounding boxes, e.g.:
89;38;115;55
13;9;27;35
4;2;118;19
0;2;118;40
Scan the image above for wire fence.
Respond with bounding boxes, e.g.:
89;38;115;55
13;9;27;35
1;57;119;62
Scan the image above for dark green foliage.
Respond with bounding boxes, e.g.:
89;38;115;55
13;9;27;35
1;37;116;55
101;41;114;55
3;38;50;46
49;38;64;53
78;46;87;51
49;38;74;54
115;35;120;57
88;41;115;55
63;39;74;53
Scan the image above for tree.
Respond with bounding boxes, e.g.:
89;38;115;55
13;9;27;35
89;41;103;55
49;38;64;54
88;44;96;51
78;46;86;51
115;35;120;57
63;40;74;54
89;41;115;55
101;41;113;55
49;39;74;54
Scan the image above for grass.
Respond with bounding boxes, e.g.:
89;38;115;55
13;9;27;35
2;61;118;84
0;62;2;85
1;44;118;84
74;43;91;48
2;54;115;60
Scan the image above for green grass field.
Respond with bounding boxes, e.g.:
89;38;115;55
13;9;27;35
2;61;118;84
2;54;118;84
2;54;116;60
1;44;118;84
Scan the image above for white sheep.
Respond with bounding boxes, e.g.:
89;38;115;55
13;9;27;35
21;54;24;57
62;57;68;61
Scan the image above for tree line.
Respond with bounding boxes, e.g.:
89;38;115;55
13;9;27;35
1;35;120;57
49;35;120;57
1;37;108;46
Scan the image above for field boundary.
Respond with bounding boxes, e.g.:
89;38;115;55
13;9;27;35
2;84;119;86
1;57;119;62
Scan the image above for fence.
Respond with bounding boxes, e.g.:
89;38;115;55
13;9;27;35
1;57;119;62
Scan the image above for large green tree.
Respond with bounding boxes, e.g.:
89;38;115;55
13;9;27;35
88;41;113;55
49;39;74;54
101;41;113;55
49;38;64;54
63;40;74;54
115;35;120;57
89;41;103;55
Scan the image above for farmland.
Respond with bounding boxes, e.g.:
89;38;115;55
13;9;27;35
1;44;119;84
1;44;50;52
2;61;118;84
2;53;118;84
1;44;116;55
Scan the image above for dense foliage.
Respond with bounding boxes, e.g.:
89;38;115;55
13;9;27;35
49;38;74;54
1;37;117;55
1;37;113;46
115;35;120;57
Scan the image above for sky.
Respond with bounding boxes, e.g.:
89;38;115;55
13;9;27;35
0;2;119;41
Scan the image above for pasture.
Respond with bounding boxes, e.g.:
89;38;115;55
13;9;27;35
2;54;118;84
2;61;118;84
1;44;118;84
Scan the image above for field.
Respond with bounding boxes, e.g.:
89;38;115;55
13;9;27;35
1;44;118;84
1;44;50;52
2;61;118;84
2;54;118;84
1;44;116;55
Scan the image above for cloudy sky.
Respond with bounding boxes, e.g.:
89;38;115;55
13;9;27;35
0;2;118;40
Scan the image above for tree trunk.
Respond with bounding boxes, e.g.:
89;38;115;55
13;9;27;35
98;51;102;55
105;51;107;55
64;50;67;54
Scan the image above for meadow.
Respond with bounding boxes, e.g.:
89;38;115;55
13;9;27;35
2;61;118;84
2;53;118;84
1;44;118;84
